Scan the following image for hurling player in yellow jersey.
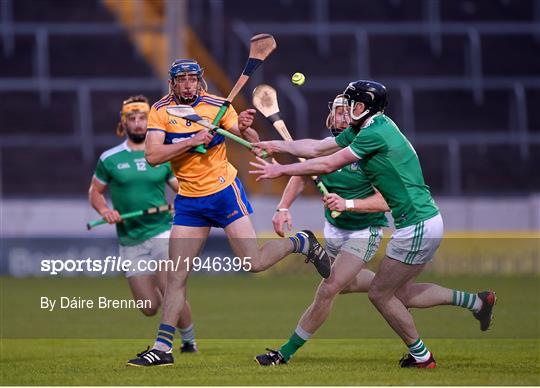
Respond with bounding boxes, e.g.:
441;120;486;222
89;96;197;353
126;59;331;367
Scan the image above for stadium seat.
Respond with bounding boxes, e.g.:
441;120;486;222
12;0;114;23
414;89;512;133
526;88;540;133
413;144;449;193
482;35;540;76
49;35;154;77
0;91;78;135
461;144;540;193
440;0;535;22
91;91;163;135
328;0;424;22
2;147;90;196
369;34;468;77
0;36;35;77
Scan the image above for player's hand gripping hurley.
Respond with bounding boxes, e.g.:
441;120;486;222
193;33;277;154
252;84;341;218
86;204;174;230
166;105;267;158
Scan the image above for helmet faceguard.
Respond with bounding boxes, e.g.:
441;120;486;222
168;59;207;102
325;94;349;137
343;80;388;123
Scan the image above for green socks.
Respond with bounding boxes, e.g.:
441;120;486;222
278;326;311;361
452;290;481;312
407;338;431;362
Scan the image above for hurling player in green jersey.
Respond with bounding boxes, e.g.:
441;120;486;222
250;81;496;368
256;95;389;366
88;95;197;353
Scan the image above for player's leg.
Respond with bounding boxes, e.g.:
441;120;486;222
255;225;382;365
127;225;209;367
396;276;496;331
296;225;382;336
330;223;378;295
255;250;366;366
368;257;426;344
369;257;437;368
290;252;366;344
390;213;495;331
156;225;208;348
220;178;331;277
127;275;162;316
368;215;444;368
223;215;294;271
121;240;163;316
155;268;198;352
340;268;375;294
152;232;198;353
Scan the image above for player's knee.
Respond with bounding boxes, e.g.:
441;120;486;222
368;286;385;305
339;281;356;294
394;286;410;305
248;262;262;273
317;281;341;300
139;302;159;316
246;255;263;273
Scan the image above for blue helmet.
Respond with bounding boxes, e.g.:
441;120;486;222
169;59;204;79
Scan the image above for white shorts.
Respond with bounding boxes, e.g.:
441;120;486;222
386;213;444;265
119;230;170;278
324;220;383;263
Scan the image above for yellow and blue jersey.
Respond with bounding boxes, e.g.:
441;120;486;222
148;91;239;197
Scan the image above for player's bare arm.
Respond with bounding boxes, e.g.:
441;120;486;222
323;189;390;213
272;176;309;237
249;147;358;180
167;177;179;193
227;108;261;143
253;136;340;159
88;177;121;224
145;129;213;166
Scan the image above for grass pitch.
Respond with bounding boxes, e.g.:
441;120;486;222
1;274;539;385
2;338;538;385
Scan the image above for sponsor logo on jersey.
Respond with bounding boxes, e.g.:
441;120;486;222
117;162;130;170
397;213;408;223
349;161;362;171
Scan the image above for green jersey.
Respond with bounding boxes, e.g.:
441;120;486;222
335;114;439;229
320;162;388;230
94;141;175;246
